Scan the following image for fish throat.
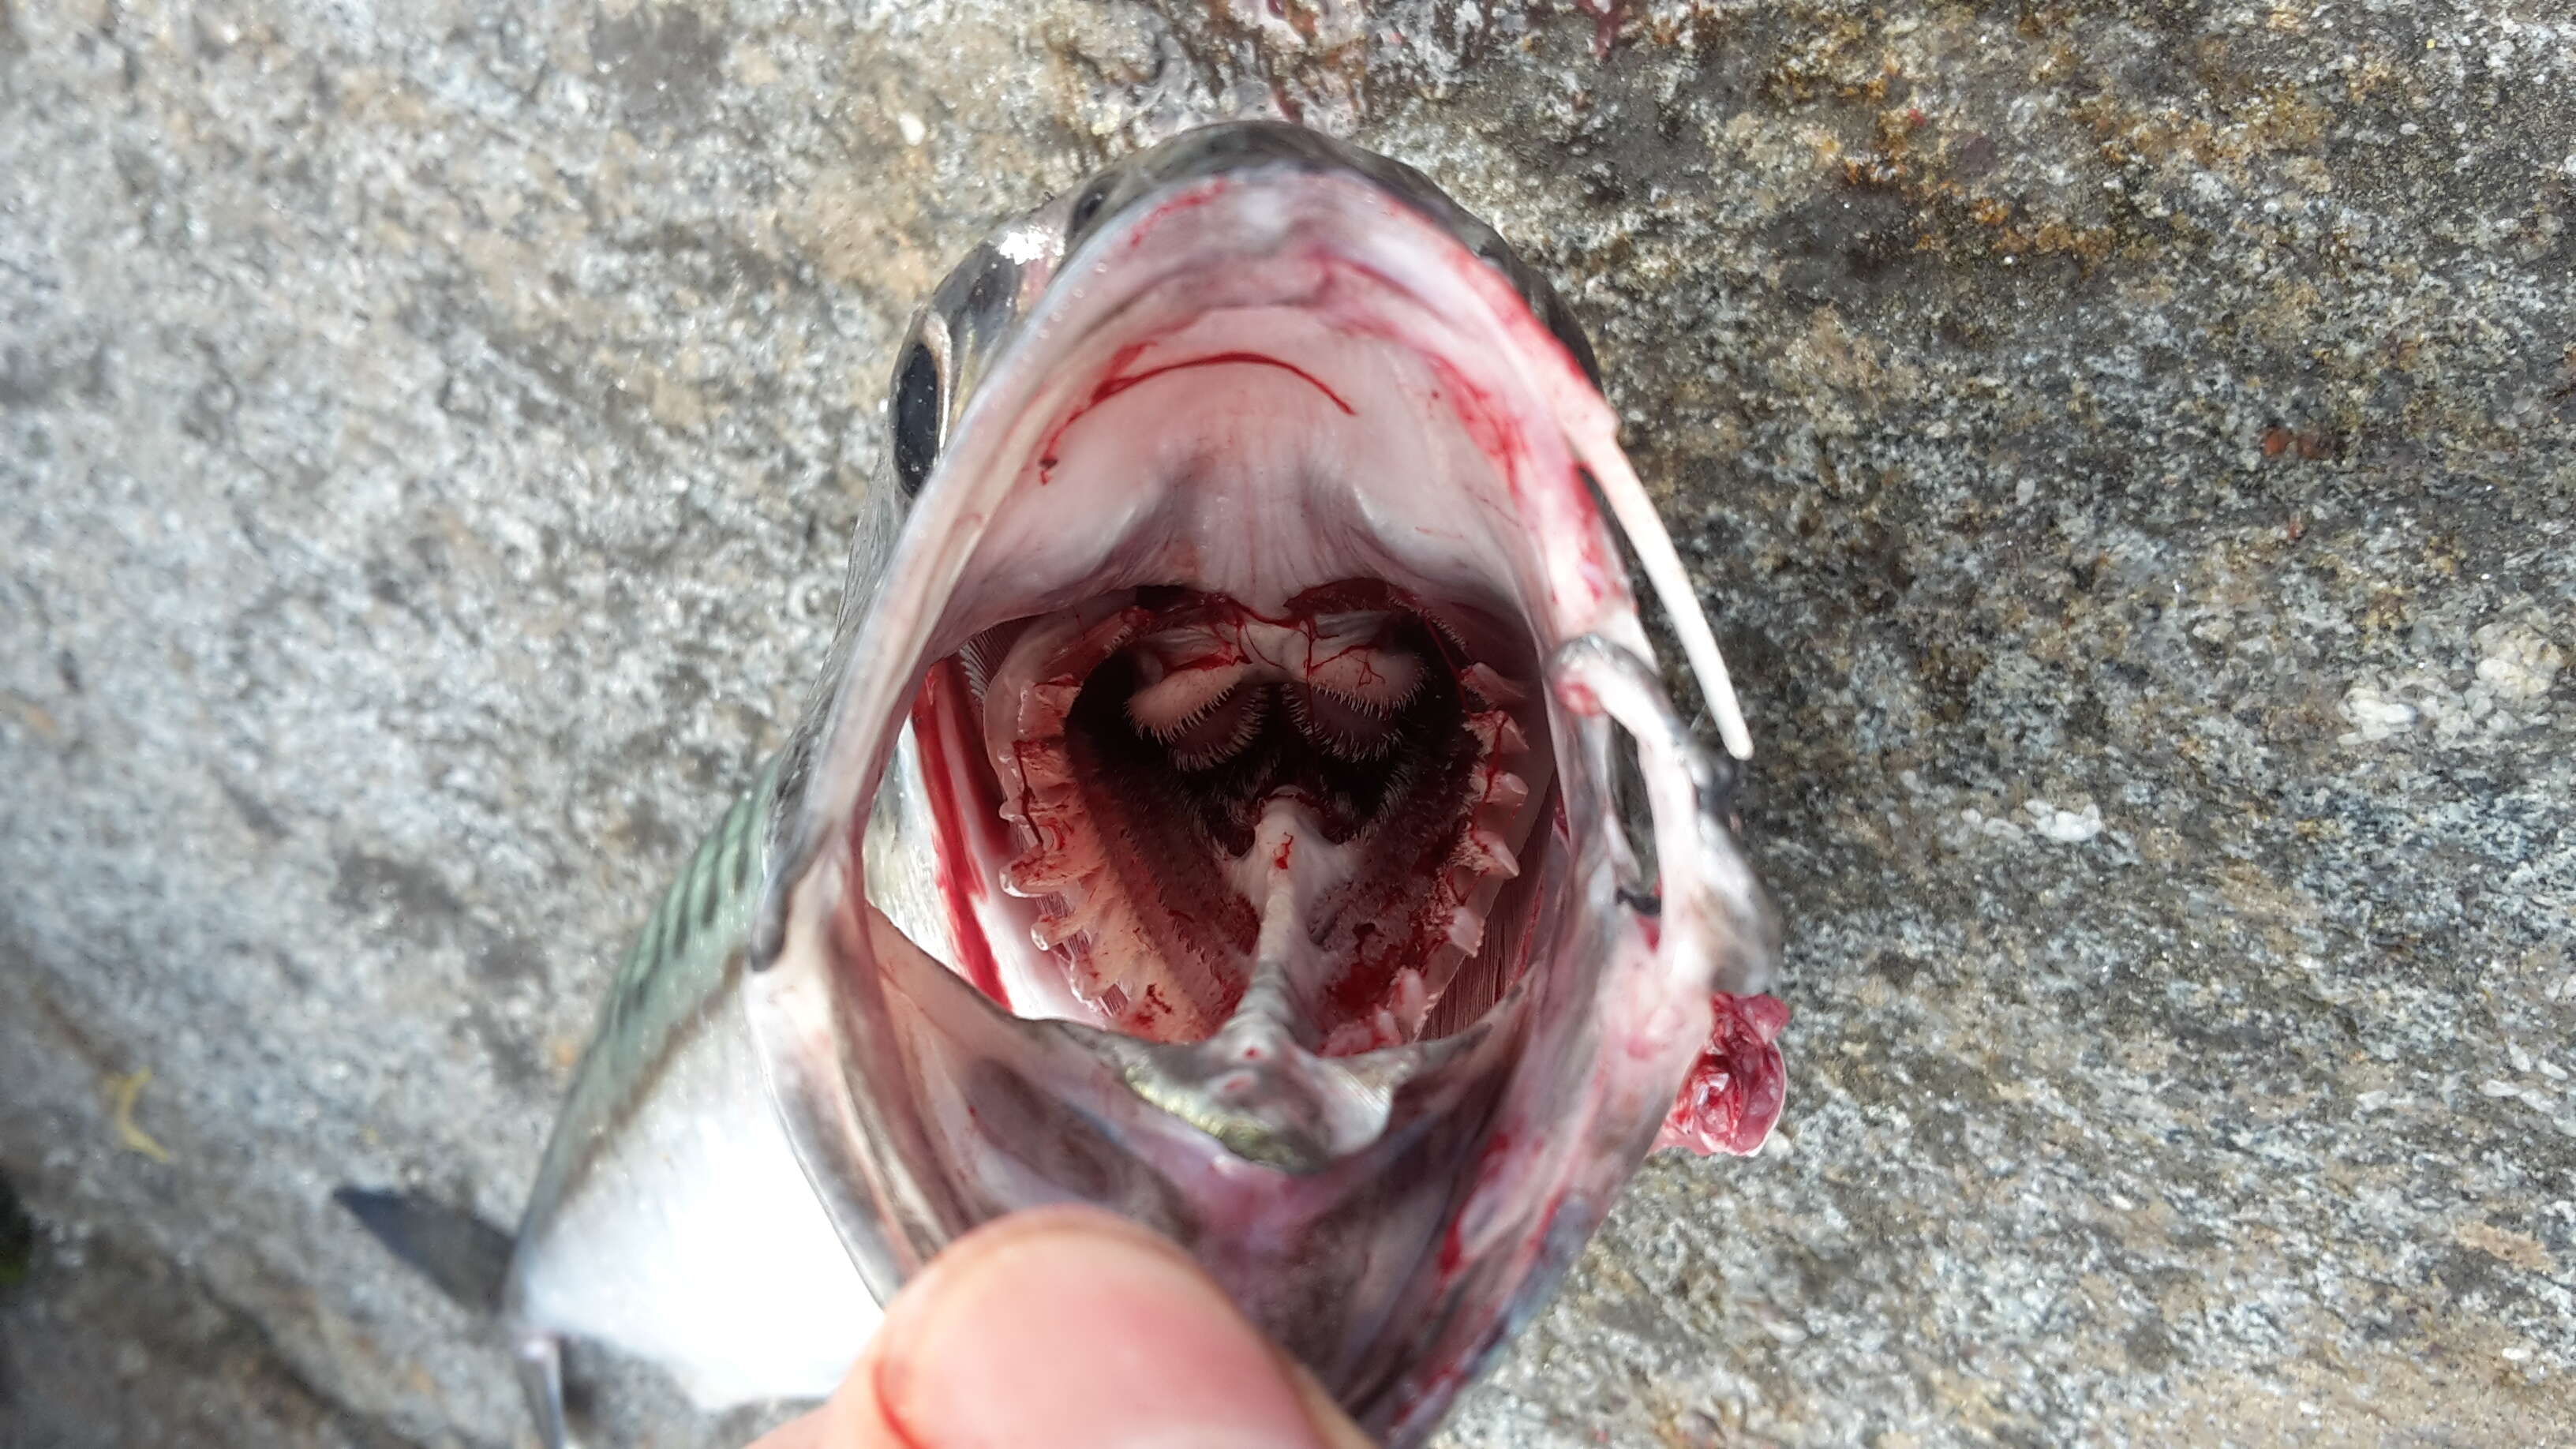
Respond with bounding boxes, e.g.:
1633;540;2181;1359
916;578;1549;1055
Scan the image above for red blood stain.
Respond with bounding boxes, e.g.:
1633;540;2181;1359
1436;1127;1515;1276
1122;180;1226;254
1653;991;1792;1157
1285;249;1616;599
1037;350;1355;484
909;660;1009;1006
1424;355;1522;485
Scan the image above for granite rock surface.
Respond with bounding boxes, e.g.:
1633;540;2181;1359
4;2;2573;1446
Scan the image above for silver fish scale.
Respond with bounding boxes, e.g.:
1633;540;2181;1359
522;757;779;1229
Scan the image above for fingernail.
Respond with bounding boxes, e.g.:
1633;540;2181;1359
874;1208;1331;1449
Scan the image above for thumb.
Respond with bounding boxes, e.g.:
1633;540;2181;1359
751;1205;1375;1449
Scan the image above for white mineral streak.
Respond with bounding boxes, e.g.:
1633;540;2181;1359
1957;806;2020;841
2024;798;2105;844
2473;617;2564;701
2338;616;2561;748
1950;796;2105;846
2338;680;2420;743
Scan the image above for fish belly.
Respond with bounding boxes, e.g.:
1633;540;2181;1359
505;980;880;1408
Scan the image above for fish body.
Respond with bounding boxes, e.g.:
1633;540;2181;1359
496;762;874;1432
356;122;1786;1449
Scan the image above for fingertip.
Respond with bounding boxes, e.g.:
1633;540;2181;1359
754;1209;1373;1449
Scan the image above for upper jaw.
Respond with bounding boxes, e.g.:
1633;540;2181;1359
776;162;1658;915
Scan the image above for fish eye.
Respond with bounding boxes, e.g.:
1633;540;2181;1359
1065;177;1114;246
891;339;941;497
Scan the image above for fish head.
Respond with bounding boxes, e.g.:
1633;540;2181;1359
752;122;1782;1445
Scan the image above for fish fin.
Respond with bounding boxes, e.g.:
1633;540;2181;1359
331;1186;512;1315
515;1331;576;1449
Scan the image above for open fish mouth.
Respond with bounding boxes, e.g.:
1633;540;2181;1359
919;578;1550;1060
752;124;1781;1443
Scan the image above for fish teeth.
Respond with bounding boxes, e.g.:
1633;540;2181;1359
1020;679;1083;736
1477;767;1531;813
1000;847;1085;897
1031;886;1112;951
1013;736;1076;792
1015;782;1084;839
1458;661;1525;707
1031;915;1081;952
1458;829;1519;880
1444;907;1486;956
1463;708;1527;758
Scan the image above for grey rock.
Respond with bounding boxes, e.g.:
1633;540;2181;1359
4;2;2571;1446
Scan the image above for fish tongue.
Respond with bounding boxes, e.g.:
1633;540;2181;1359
1125;796;1403;1167
1230;796;1376;1043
